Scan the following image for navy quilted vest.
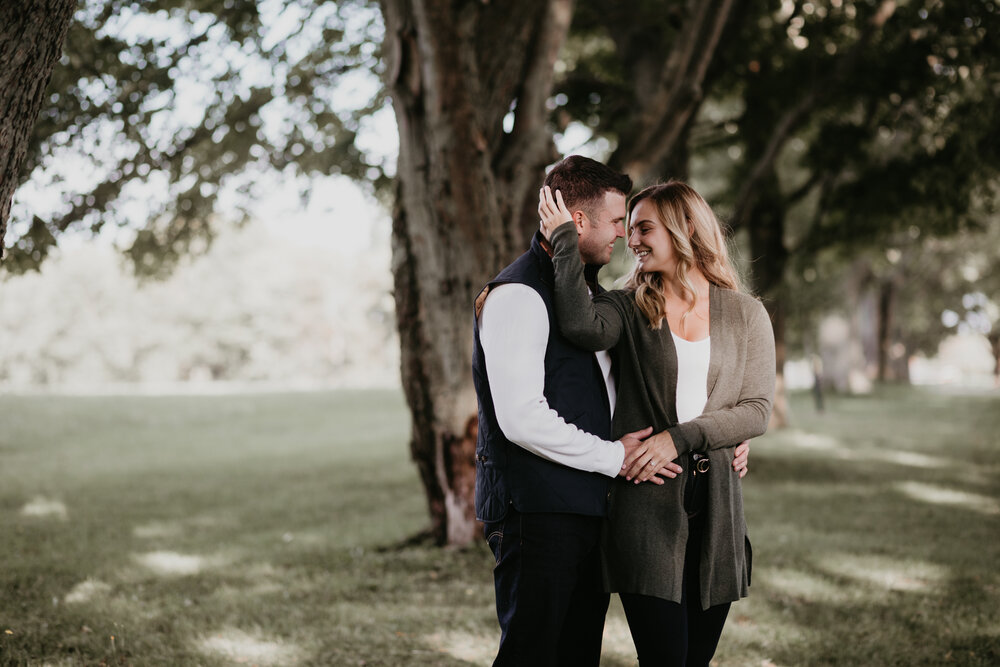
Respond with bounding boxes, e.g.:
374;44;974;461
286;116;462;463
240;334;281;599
473;232;613;523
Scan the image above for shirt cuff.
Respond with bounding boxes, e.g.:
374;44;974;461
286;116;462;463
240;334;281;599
596;440;626;477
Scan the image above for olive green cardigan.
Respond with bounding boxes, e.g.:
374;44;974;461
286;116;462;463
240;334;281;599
550;222;776;609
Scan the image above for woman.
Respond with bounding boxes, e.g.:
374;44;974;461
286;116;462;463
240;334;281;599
538;181;775;666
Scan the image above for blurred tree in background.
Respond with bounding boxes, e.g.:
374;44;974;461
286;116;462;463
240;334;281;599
0;221;396;387
561;0;1000;423
2;0;999;545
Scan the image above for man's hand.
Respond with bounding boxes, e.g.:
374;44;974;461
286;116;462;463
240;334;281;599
619;427;681;485
620;426;653;452
622;430;681;484
733;439;750;478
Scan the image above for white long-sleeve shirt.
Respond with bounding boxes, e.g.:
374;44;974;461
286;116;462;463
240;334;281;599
478;283;625;477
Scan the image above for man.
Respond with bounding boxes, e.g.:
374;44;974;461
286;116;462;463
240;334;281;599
472;156;748;666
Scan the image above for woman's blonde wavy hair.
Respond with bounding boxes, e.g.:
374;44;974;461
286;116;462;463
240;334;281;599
625;181;746;330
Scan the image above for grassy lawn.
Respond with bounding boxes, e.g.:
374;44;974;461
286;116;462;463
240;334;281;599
1;386;998;665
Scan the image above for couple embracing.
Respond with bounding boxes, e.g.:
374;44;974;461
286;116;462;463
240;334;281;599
472;156;776;666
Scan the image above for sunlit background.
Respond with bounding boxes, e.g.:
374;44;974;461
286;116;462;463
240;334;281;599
2;1;999;665
2;1;997;394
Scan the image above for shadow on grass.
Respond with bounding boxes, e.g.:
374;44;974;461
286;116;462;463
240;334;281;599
726;388;1000;666
2;387;998;665
374;527;439;552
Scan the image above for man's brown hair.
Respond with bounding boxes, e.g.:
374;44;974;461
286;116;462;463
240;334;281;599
542;155;632;219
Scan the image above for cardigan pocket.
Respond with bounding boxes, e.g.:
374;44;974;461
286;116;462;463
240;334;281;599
745;534;753;587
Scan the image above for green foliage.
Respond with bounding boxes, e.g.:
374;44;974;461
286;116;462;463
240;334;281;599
728;0;1000;248
10;0;1000;281
7;0;388;276
556;1;1000;262
7;0;1000;378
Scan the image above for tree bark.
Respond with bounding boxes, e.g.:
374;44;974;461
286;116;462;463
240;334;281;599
0;0;77;258
379;0;571;546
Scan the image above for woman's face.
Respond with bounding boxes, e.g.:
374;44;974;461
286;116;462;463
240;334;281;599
627;200;677;275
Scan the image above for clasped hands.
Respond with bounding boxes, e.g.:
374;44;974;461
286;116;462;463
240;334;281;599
619;427;751;485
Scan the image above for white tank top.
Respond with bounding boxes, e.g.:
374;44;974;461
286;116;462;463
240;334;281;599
672;332;710;423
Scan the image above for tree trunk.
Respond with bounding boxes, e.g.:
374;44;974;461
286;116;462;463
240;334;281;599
767;295;789;428
743;169;790;427
989;332;1000;387
379;0;571;546
890;344;910;384
838;258;875;394
0;0;77;255
876;276;903;382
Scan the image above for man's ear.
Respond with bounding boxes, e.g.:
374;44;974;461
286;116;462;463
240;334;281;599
573;210;587;235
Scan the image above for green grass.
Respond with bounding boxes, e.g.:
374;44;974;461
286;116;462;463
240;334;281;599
1;386;998;665
722;385;1000;667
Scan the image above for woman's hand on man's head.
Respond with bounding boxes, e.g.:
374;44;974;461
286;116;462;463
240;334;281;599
538;186;574;241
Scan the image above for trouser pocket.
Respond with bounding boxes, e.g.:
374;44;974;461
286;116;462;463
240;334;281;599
484;517;507;565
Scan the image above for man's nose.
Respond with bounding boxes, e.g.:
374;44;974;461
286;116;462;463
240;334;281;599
616;220;626;238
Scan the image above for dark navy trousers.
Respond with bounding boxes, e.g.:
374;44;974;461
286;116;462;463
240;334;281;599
484;508;609;667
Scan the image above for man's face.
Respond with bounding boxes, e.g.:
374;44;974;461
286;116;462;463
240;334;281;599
576;190;627;266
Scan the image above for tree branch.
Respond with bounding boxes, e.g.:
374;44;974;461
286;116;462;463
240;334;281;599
731;0;897;227
494;0;572;249
615;0;738;182
498;0;572;169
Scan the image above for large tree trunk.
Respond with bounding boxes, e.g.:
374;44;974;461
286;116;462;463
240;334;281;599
379;0;571;546
0;0;77;255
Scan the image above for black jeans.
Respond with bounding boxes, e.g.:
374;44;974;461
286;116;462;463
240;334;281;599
484;508;609;667
620;460;731;666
